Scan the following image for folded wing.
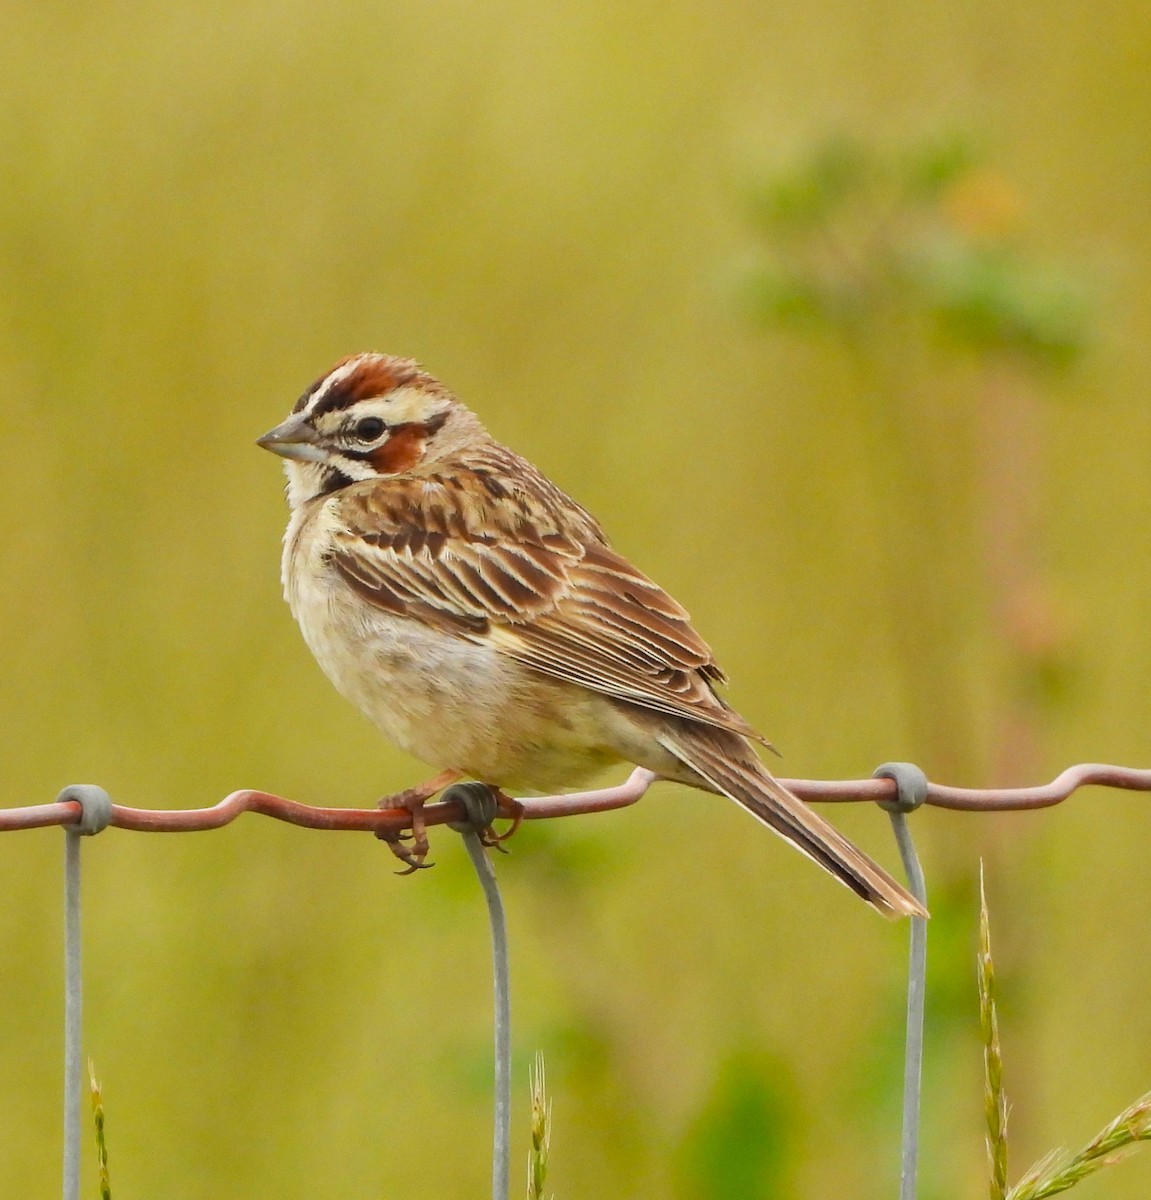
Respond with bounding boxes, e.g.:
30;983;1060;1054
329;462;767;744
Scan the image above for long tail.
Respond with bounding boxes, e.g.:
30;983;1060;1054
659;727;926;919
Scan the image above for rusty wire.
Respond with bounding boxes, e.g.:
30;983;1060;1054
35;758;1149;1200
2;762;1148;838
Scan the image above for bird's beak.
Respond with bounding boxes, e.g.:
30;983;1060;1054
256;413;327;463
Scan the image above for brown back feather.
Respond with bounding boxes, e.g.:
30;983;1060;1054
329;445;767;743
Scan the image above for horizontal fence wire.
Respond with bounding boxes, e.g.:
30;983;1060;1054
3;763;1149;838
40;761;1150;1200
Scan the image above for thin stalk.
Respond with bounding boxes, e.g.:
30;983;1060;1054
1007;1092;1151;1200
979;867;1009;1200
527;1053;551;1200
89;1062;111;1200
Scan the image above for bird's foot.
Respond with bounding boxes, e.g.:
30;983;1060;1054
481;792;524;853
376;768;463;874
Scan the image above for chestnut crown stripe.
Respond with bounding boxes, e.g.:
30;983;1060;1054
292;355;428;418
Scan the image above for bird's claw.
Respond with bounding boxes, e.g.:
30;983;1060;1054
375;768;465;873
479;795;524;851
378;811;431;872
381;819;434;873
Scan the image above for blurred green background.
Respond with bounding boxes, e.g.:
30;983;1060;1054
2;3;1150;1197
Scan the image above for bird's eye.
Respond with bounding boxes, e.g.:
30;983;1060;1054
353;416;386;442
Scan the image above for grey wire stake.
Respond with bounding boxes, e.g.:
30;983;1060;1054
58;785;113;1200
874;763;930;1200
448;784;511;1200
63;828;82;1200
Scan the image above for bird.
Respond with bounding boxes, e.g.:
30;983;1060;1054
257;352;924;917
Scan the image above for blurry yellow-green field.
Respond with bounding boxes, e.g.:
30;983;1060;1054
2;3;1150;1197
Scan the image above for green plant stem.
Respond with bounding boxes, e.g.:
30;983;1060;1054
527;1053;551;1200
1008;1092;1151;1200
89;1063;111;1200
979;867;1009;1200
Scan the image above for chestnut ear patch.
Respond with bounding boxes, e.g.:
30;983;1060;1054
369;423;428;473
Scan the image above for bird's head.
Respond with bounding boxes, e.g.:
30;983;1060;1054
257;353;484;508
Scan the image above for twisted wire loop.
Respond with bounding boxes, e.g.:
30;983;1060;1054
0;763;1147;838
58;785;113;835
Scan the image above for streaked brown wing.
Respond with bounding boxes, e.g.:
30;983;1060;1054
329;464;766;742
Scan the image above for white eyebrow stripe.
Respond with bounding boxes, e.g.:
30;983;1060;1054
382;386;451;426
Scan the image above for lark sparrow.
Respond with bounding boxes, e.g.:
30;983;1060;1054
258;353;922;917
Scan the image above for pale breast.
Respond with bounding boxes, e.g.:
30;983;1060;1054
281;502;646;790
